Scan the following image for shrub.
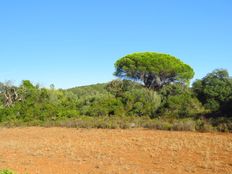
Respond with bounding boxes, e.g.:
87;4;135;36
172;120;196;131
0;170;15;174
158;83;205;118
209;117;232;132
143;120;172;130
106;79;161;117
192;69;232;117
195;119;215;132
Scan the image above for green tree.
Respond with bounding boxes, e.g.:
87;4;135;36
123;88;161;117
158;83;205;118
78;93;123;116
106;80;161;117
114;52;194;90
192;69;232;116
106;79;141;98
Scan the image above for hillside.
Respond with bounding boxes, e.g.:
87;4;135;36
68;83;108;97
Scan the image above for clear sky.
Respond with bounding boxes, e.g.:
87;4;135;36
0;0;231;89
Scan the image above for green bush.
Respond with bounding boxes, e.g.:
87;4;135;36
106;80;161;117
172;120;196;131
143;120;172;130
158;83;205;118
195;119;215;132
192;69;232;117
0;170;15;174
209;117;232;132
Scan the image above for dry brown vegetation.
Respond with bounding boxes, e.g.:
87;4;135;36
0;127;231;174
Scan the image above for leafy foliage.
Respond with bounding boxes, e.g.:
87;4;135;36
0;170;15;174
70;80;161;117
158;83;205;118
114;52;194;90
106;80;161;117
0;80;79;122
192;69;232;117
68;83;108;97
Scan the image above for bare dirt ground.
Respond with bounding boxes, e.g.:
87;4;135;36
0;127;231;174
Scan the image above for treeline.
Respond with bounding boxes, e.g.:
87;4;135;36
0;52;231;131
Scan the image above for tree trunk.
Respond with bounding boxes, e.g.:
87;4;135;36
2;88;19;107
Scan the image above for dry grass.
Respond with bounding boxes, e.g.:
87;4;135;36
0;127;231;174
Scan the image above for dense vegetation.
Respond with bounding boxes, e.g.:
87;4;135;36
0;52;231;132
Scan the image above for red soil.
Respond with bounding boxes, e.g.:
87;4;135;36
0;127;231;174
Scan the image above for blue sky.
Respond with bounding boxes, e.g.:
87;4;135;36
0;0;231;89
